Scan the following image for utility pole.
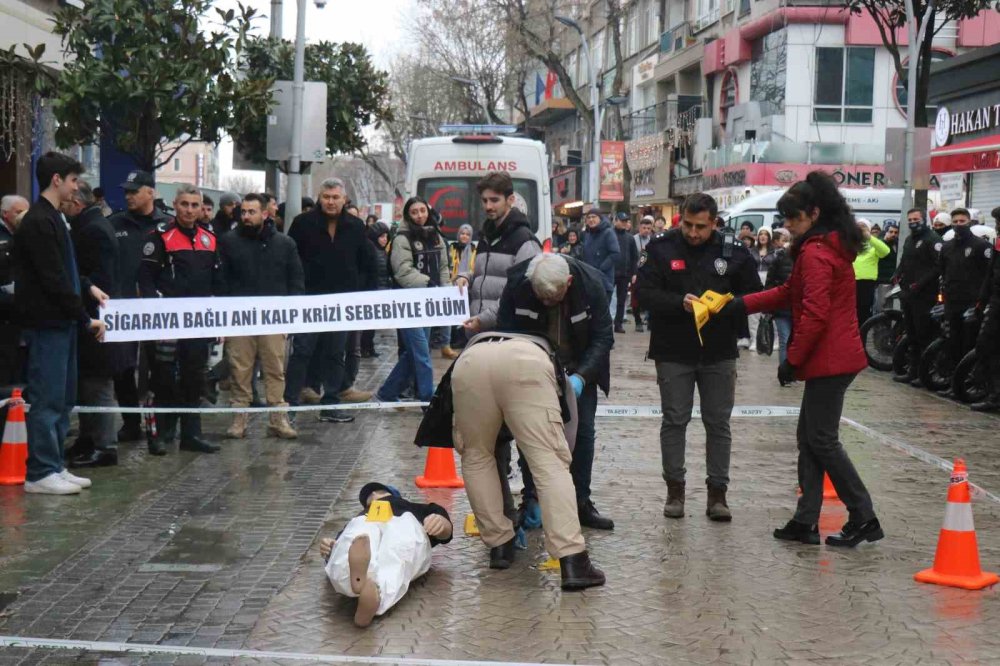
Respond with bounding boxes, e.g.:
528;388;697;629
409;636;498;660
898;0;934;256
265;0;283;198
555;16;600;206
284;0;307;226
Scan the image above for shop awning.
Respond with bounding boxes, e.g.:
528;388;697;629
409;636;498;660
931;134;1000;174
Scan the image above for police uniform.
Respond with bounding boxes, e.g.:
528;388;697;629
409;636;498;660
138;221;225;454
0;222;21;385
938;229;992;367
636;228;762;515
892;225;942;379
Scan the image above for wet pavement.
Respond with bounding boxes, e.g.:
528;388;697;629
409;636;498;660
1;328;1000;665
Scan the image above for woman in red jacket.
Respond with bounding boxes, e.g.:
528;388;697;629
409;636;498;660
738;171;883;548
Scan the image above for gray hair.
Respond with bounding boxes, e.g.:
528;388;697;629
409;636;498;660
173;183;202;202
74;179;96;207
0;195;28;215
526;253;570;301
319;177;346;192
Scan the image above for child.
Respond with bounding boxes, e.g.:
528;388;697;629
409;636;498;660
319;482;453;626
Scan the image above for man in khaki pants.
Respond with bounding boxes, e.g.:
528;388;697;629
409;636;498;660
451;332;605;590
218;193;304;439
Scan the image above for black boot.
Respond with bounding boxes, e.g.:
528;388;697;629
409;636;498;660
559;550;605;590
147;437;167;456
70;448;118;468
179;437;220;454
489;537;516;569
118;421;143;442
773;519;820;545
578;499;614;530
971;383;1000;412
825;518;884;547
892;373;916;384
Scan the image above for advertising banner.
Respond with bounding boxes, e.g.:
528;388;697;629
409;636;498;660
599;141;626;202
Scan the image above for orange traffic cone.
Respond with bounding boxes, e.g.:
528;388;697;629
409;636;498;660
415;447;464;489
915;459;999;590
0;389;28;485
823;473;840;500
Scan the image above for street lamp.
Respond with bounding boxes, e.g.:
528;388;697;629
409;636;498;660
450;75;489;123
554;15;600;206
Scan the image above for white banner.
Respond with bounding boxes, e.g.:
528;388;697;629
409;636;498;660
102;287;469;343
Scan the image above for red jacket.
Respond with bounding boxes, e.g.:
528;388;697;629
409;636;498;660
743;231;868;381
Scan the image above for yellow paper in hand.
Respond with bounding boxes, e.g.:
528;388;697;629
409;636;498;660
699;290;733;315
366;499;393;522
692;299;710;346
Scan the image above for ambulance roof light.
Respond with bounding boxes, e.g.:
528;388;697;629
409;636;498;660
438;124;519;136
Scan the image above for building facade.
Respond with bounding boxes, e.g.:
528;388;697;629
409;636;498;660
156;141;221;190
522;0;1000;224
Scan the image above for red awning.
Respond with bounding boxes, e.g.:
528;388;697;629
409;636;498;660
931;133;1000;174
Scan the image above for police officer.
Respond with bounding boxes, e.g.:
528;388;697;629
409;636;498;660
110;171;172;442
891;208;942;386
0;195;28;385
970;207;1000;412
636;193;762;522
937;207;992;397
139;184;225;455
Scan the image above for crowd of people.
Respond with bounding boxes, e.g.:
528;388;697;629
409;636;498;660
6;151;1000;624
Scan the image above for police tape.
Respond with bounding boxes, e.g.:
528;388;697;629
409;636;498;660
595;405;800;418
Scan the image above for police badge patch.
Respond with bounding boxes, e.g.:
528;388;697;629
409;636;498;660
934;242;943;252
200;234;211;248
638;251;648;267
916;240;923;249
965;247;972;257
413;240;424;251
142;242;155;256
714;258;727;276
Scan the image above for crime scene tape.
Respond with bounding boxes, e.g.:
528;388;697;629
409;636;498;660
595;405;800;418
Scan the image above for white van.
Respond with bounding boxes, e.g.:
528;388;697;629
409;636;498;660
721;189;908;232
405;130;551;244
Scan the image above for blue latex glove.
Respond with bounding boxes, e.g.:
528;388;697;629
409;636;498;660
568;374;584;397
514;526;528;550
521;498;543;529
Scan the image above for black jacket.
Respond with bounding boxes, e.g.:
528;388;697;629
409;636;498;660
344;495;453;547
0;222;14;322
938;229;992;306
287;208;376;295
138;222;225;298
212;209;239;236
71;206;120;377
497;255;613;395
111;207;172;298
764;247;794;317
219;221;304;297
613;227;638;279
13;196;93;328
637;228;763;363
893;226;942;301
367;223;392;290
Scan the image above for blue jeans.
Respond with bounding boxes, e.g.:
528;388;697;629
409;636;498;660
378;327;433;402
520;381;598;504
24;327;77;482
284;331;347;405
775;315;792;365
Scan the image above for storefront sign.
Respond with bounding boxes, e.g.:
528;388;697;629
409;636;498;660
938;173;965;202
634;187;655;198
551;168;580;207
599;141;626;202
936;104;1000;146
703;163;903;190
633;55;658;86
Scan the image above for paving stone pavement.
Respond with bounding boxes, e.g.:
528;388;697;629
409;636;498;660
2;330;1000;665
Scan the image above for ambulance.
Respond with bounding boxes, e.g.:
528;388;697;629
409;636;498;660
721;188;911;231
405;125;552;245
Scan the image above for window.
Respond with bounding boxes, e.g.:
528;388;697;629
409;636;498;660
593;30;605;74
646;0;658;46
417;178;539;239
628;7;639;55
813;47;875;124
720;69;738;124
173;157;181;172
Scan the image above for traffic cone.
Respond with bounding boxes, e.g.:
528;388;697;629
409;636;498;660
823;473;840;500
414;447;464;489
915;459;999;590
0;389;28;485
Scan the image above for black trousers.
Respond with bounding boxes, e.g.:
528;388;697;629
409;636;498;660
945;300;976;367
855;280;877;329
794;373;876;525
901;294;936;369
150;338;210;440
613;276;630;327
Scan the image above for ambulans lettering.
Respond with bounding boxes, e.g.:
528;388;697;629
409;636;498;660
433;160;518;172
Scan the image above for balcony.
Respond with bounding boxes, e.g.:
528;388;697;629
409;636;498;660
622;97;703;141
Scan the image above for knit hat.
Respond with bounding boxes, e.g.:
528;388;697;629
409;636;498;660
458;223;474;238
220;192;241;207
857;218;872;230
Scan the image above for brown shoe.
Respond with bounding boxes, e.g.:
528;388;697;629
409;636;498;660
441;346;460;360
226;412;248;439
267;412;298;439
663;481;685;518
338;387;373;403
706;484;732;522
299;387;322;405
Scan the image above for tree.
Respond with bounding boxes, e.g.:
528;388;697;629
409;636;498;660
48;0;273;172
222;174;261;196
232;38;392;167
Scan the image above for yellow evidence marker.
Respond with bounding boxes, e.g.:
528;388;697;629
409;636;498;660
366;499;393;522
464;513;480;536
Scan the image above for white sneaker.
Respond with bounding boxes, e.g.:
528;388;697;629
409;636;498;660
24;473;82;495
60;469;92;489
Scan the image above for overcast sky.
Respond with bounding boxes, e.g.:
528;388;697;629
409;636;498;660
216;0;417;189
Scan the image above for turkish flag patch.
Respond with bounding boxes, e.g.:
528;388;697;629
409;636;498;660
670;259;686;271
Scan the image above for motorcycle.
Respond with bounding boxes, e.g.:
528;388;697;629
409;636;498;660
919;306;981;392
861;285;904;371
950;349;991;404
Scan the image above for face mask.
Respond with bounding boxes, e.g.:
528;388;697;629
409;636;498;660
908;222;924;233
955;225;972;239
